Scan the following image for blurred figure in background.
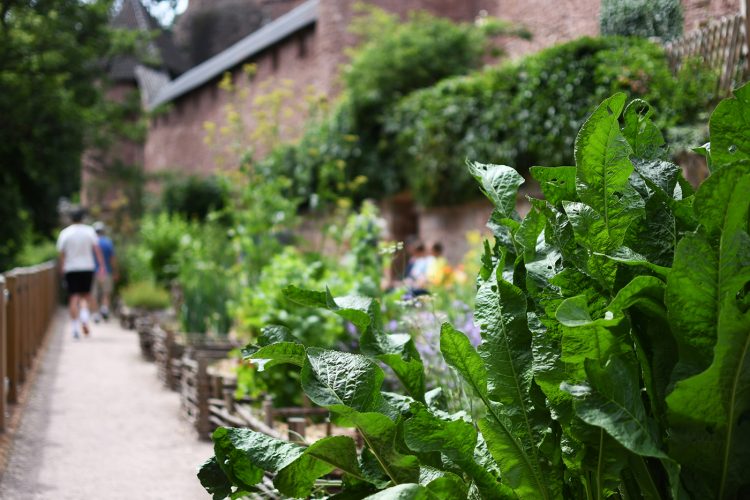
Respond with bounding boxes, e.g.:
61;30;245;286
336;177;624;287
57;209;106;338
406;240;433;296
427;242;451;286
92;221;118;321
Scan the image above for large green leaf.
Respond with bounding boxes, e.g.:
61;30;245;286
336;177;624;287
474;263;555;499
246;342;306;369
197;457;234;500
287;287;426;401
476;264;533;405
404;405;513;499
666;165;750;377
301;348;385;413
274;435;366;497
468;161;525;219
606;276;676;424
621;99;666;160
707;81;750;170
555;294;629;364
693;160;750;238
565;357;667;459
478;412;551;500
439;322;487;398
211;427;304;491
574;93;644;247
283;284;331;309
349;412;421;485
530;166;577;206
666;292;750;499
515;204;546;261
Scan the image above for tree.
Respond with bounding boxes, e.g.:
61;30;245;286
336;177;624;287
0;0;113;269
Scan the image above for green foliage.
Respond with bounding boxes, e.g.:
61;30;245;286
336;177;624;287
261;7;523;203
13;239;58;268
0;0;113;269
600;0;683;41
120;281;170;311
176;221;234;335
138;212;189;285
161;174;225;221
200;87;750;498
390;36;715;206
233;203;385;406
119;241;154;286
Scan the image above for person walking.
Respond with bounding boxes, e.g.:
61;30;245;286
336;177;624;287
57;209;106;338
92;221;118;321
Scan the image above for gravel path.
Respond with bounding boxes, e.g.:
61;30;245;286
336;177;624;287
0;311;212;499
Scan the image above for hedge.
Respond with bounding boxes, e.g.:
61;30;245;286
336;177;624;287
388;36;714;205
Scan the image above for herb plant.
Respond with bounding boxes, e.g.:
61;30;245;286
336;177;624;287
198;85;750;498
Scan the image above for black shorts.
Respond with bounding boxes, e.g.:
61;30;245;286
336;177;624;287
65;271;94;295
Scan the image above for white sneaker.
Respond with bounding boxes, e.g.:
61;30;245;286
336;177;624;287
73;329;80;339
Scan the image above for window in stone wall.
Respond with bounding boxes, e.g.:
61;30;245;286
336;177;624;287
297;32;307;58
272;46;280;71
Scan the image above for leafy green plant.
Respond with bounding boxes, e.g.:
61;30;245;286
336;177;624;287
176;221;235;335
390;36;715;206
233;203;386;406
120;281;170;311
260;7;529;204
139;212;189;285
199;87;750;498
14;239;58;267
600;0;683;41
161;174;225;221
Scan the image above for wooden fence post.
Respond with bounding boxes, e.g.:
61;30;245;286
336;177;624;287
5;273;19;404
0;276;6;432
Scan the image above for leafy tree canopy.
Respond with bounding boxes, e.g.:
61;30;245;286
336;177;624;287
0;0;115;269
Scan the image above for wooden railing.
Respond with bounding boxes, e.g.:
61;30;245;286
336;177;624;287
0;262;58;432
665;13;749;95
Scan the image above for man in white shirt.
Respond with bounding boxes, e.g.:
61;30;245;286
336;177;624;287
57;209;106;338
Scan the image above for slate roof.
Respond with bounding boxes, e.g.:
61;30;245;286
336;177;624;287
108;0;189;82
148;0;318;110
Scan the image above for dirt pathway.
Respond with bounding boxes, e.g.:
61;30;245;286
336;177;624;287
0;311;212;499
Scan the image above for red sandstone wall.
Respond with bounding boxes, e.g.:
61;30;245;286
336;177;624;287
494;0;600;58
683;0;741;30
145;25;322;176
82;82;144;208
146;0;496;177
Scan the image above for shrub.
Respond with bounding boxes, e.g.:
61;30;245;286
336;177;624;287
120;281;170;311
232;203;386;406
14;239;58;267
119;242;153;285
261;7;528;204
199;85;750;499
161;174;225;221
139;212;189;285
600;0;683;41
176;221;235;335
390;36;715;206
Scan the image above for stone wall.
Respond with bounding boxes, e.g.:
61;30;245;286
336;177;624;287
494;0;601;58
145;0;494;178
682;0;741;30
145;25;321;176
82;82;144;208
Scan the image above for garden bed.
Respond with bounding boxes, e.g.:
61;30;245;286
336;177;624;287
152;324;184;390
179;340;236;439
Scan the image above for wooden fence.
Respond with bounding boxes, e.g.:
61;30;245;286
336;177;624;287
664;12;749;95
0;262;58;432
